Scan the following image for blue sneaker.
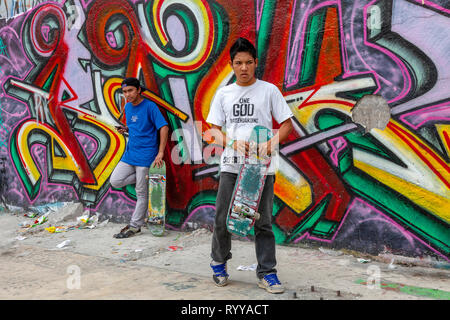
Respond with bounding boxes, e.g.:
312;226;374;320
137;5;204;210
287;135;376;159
210;261;229;287
258;273;285;294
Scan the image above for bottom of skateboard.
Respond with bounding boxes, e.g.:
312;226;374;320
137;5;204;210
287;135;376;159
227;125;272;237
147;160;166;237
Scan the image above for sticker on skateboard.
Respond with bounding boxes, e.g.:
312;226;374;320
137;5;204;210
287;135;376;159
226;126;273;237
147;160;166;237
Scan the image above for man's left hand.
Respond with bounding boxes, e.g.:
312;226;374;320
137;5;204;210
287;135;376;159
153;152;164;168
258;140;274;157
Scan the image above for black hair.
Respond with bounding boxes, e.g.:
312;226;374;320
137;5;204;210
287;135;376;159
121;77;141;90
229;37;257;62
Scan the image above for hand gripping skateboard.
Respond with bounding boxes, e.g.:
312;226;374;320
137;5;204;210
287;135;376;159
147;160;166;236
226;126;273;237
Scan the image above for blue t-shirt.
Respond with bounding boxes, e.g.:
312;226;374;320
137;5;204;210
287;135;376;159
121;98;168;167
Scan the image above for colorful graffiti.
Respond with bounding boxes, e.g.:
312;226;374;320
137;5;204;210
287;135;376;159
0;0;448;261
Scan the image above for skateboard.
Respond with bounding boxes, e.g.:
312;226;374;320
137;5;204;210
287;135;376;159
147;160;166;236
226;126;273;237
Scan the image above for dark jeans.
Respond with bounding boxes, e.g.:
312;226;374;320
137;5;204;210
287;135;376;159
211;172;277;279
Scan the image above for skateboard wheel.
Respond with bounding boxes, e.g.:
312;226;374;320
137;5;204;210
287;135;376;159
254;212;260;220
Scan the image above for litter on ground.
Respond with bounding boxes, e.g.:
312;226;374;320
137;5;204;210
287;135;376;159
236;263;257;271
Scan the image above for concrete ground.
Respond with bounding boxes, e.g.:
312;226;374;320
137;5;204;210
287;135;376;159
1;209;449;303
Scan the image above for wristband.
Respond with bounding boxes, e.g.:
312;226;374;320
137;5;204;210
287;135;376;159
227;139;235;148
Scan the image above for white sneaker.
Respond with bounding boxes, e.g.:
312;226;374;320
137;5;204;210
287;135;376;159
258;273;285;294
210;261;229;287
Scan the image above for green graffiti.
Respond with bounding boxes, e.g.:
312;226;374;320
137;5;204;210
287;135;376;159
299;8;327;88
356;279;450;300
0;37;9;58
151;183;163;211
316;111;450;255
9;125;43;200
366;0;437;100
187;191;217;214
286;194;329;243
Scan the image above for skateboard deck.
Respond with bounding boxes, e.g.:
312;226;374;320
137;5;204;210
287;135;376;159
226;126;273;237
147;160;166;236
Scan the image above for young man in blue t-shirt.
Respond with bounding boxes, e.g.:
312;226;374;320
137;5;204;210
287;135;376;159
111;77;169;238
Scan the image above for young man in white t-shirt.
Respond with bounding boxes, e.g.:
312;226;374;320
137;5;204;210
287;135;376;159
205;37;293;294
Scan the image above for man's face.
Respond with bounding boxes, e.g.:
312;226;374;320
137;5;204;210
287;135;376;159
122;85;141;105
230;51;258;86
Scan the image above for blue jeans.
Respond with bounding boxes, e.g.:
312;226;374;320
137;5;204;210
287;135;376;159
211;172;277;279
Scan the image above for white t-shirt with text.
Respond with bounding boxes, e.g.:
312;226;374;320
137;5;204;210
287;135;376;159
206;79;293;174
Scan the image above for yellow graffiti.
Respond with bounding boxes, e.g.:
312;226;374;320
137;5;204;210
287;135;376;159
152;0;170;46
142;90;189;122
436;124;450;158
103;77;125;120
275;158;312;213
82;115;126;191
284;80;449;223
276;94;352;214
292;101;352;130
354;121;450;223
147;0;215;71
201;64;233;125
103;77;189;122
16;120;81;185
16;117;126;192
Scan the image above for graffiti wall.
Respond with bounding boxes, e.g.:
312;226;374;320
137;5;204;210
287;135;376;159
0;0;448;261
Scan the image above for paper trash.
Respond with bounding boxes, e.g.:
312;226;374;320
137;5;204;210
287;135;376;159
237;263;257;271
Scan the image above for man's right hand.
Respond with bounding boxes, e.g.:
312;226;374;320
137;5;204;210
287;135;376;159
115;125;128;134
233;140;250;157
